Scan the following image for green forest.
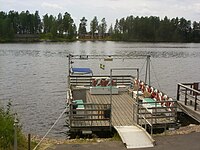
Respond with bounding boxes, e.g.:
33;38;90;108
0;10;200;42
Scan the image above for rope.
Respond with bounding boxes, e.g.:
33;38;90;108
139;59;146;75
33;107;68;150
150;60;162;91
138;59;147;80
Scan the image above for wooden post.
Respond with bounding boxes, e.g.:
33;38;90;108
175;101;178;123
145;109;147;130
14;114;18;150
151;123;153;136
70;104;72;127
177;84;180;101
145;55;151;86
190;84;193;95
164;123;167;136
28;134;31;150
185;88;188;105
148;56;151;86
110;69;113;131
155;102;157;124
193;83;198;95
194;93;197;111
136;69;139;125
145;56;148;84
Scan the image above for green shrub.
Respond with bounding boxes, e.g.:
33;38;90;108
0;102;29;150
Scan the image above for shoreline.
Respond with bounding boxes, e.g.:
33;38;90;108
31;124;200;150
1;38;200;43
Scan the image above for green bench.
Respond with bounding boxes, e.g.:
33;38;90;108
142;98;162;114
72;100;84;109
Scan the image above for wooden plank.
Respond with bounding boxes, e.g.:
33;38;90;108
69;88;176;130
112;93;131;125
86;91;135;126
87;90;175;127
178;101;200;122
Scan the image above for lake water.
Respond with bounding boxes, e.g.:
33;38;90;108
0;41;200;138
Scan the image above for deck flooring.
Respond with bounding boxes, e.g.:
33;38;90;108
70;89;176;128
87;91;135;126
86;90;176;127
178;101;200;122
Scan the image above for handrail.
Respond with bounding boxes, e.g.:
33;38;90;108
69;75;135;87
68;103;112;128
140;115;153;136
177;83;200;111
69;75;134;77
178;83;200;94
69;54;151;60
135;95;177;136
137;104;153;136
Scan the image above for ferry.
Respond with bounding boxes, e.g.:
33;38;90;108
66;54;177;148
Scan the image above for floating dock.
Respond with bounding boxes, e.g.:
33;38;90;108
177;82;200;122
66;55;177;149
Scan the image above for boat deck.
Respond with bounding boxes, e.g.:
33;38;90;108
67;73;177;133
86;90;175;127
86;91;134;126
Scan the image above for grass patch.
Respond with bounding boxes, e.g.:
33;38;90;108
111;132;121;141
0;101;37;150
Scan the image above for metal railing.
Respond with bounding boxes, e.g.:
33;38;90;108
133;97;177;135
177;83;200;111
67;74;133;131
137;106;153;136
69;75;135;87
67;103;111;128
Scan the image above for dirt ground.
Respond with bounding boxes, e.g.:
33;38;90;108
34;125;200;150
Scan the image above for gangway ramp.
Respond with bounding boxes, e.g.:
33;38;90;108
114;126;154;149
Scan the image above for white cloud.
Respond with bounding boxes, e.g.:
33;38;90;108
190;3;200;14
0;0;200;26
41;2;63;10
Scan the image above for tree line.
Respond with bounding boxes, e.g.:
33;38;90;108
78;16;108;39
0;10;200;42
0;10;77;41
110;16;200;42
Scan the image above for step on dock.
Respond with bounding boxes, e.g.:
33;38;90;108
114;126;154;149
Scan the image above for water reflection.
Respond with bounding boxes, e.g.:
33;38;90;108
125;50;200;58
0;46;200;58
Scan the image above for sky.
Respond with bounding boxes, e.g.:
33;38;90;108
1;0;200;29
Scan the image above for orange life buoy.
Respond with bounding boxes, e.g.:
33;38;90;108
152;89;158;99
140;82;144;92
96;79;102;86
168;98;173;111
92;79;97;86
149;87;154;94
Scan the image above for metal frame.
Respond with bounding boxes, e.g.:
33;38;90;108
66;54;157;134
177;83;200;111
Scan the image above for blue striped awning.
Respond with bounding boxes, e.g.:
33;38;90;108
71;68;93;74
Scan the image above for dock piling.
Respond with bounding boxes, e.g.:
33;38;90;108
28;134;31;150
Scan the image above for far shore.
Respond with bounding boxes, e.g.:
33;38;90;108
1;38;200;43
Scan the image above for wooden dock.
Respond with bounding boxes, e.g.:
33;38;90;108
67;73;177;134
177;82;200;122
87;91;134;126
65;54;180;148
67;86;177;133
